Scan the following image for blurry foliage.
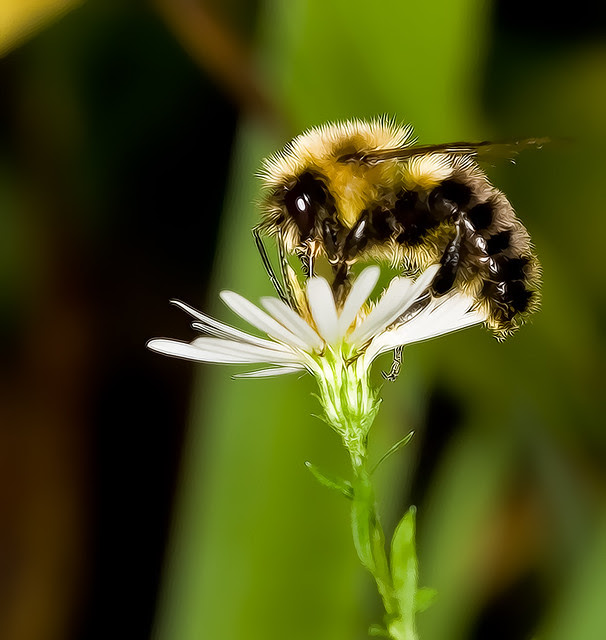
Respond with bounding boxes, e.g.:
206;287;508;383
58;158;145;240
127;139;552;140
1;1;605;640
0;0;82;56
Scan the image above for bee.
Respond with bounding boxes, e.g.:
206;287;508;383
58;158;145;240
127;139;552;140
255;117;544;339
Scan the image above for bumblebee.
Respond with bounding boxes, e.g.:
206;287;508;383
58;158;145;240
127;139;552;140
256;117;543;338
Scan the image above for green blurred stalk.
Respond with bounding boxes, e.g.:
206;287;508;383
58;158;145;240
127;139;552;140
152;1;490;639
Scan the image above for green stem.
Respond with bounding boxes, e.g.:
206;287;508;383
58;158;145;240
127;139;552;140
348;447;422;640
314;357;425;639
350;462;400;620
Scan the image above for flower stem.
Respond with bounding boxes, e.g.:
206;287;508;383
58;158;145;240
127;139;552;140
314;357;424;639
350;461;400;620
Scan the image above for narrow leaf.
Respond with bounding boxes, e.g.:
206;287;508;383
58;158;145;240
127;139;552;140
415;587;438;613
304;461;353;499
390;506;418;638
370;431;415;475
368;623;391;637
371;516;398;617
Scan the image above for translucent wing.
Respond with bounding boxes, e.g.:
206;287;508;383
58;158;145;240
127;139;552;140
338;138;550;165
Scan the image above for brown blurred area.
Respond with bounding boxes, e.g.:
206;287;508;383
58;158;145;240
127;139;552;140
0;134;93;639
0;1;255;638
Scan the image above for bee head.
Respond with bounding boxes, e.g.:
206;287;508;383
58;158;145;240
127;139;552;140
258;118;414;256
282;172;330;239
275;171;345;255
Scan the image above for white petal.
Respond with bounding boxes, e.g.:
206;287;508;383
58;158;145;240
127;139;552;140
363;331;401;365
147;337;302;365
364;294;486;364
396;295;486;344
171;300;289;351
306;276;340;344
348;278;413;346
233;365;307;379
220;291;310;350
390;312;483;347
349;265;439;346
190;321;282;349
147;338;244;363
337;266;380;334
192;337;303;364
260;297;324;351
147;338;245;364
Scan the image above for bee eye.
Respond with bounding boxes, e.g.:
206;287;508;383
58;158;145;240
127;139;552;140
284;172;328;239
295;195;311;212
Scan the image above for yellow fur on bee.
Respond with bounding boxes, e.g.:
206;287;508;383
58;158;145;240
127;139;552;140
403;153;454;191
260;117;413;228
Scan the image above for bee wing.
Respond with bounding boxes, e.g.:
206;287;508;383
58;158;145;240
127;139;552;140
341;138;550;164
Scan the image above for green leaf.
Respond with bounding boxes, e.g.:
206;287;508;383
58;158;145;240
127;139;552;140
391;507;418;610
350;473;376;572
415;587;438;613
368;623;391;637
388;509;437;638
370;431;415;475
304;461;353;499
389;507;418;639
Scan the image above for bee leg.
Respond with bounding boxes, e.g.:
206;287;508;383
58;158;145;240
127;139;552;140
431;220;463;296
398;291;431;322
252;226;290;305
322;218;341;265
331;261;350;302
306;252;315;278
342;210;370;261
382;346;403;382
328;212;370;302
381;290;434;382
296;246;315;278
277;231;302;311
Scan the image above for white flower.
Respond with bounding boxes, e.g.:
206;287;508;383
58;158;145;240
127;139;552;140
149;265;487;458
147;265;486;380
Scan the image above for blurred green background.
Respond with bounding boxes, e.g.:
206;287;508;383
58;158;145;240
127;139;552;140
1;1;605;639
